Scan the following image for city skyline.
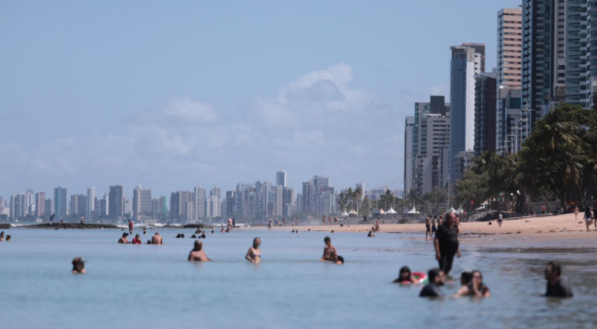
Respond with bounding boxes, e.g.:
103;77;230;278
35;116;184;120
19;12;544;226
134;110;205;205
0;0;521;198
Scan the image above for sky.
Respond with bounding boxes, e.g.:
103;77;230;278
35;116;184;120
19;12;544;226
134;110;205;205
0;0;522;198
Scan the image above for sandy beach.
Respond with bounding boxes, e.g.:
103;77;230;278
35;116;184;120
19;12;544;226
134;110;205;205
257;213;597;249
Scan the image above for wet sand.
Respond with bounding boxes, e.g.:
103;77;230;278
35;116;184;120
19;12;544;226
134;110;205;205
254;213;597;249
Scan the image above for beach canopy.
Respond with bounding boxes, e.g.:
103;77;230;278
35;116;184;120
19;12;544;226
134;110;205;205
456;207;465;214
386;207;397;214
446;207;457;213
340;211;349;217
379;209;386;214
407;206;420;214
348;210;358;215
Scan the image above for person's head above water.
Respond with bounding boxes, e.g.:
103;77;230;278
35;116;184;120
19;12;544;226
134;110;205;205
6;235;11;241
337;256;344;264
545;261;562;281
399;266;412;281
72;257;85;274
428;268;445;286
461;272;472;286
155;232;160;236
324;236;331;246
122;233;129;238
135;234;140;239
193;240;203;251
253;237;261;249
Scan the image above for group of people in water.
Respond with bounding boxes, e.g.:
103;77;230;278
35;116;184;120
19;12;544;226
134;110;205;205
0;231;11;242
118;232;163;244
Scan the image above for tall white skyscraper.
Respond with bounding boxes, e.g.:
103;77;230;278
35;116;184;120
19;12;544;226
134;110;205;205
133;185;152;221
404;116;415;195
87;187;95;220
276;170;287;187
449;43;485;184
194;186;206;220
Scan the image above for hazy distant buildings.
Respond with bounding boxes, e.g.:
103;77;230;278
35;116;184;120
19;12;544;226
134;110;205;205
35;192;46;217
194;186;206;221
152;196;167;219
133;185;152;221
170;191;193;221
45;198;54;217
54;187;67;219
70;194;87;218
404;116;415;195
109;185;124;221
276;170;287;187
87;187;95;221
301;176;334;216
474;70;498;156
450;43;485;184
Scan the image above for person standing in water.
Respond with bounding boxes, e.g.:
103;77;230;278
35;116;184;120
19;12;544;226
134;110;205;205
393;266;419;284
80;217;85;229
431;216;437;238
188;240;211;262
245;237;261;264
454;270;490;297
151;232;163;244
71;257;86;274
268;219;273;230
50;214;55;226
419;268;445;297
320;236;343;264
434;213;461;277
0;231;4;241
425;216;432;241
128;220;134;234
544;261;573;298
132;234;142;244
118;233;129;243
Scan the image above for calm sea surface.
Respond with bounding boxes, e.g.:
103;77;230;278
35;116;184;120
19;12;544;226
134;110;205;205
1;228;596;329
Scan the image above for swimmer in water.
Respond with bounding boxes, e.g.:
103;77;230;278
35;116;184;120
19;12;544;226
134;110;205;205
72;257;86;274
320;236;343;264
454;270;490;297
368;230;375;237
6;235;11;242
151;232;163;244
188;240;211;262
245;237;261;264
0;231;4;241
132;234;142;244
118;233;129;243
393;266;418;284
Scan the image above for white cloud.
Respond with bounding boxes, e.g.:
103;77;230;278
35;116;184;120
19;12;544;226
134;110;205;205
162;97;219;124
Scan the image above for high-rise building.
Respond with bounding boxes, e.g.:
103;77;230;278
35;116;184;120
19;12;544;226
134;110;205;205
170;191;193;221
474;70;498;156
133;186;152;221
276;170;287;187
404;116;415;195
25;189;34;216
100;194;109;217
151;197;168;219
301;176;333;215
282;187;295;217
414;110;451;195
11;193;27;219
54;187;67;219
45;198;54;217
450;43;485;184
108;185;124;220
194;186;206;220
123;196;131;217
70;194;87;218
35;192;46;217
497;88;523;154
87;187;95;221
224;191;236;219
497;8;523;91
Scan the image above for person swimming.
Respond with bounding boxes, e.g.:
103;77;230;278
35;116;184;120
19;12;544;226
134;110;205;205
188;240;211;262
419;268;445;297
132;234;142;244
460;272;472;287
5;235;11;242
320;236;343;264
454;270;490;297
393;266;418;284
0;231;4;242
118;233;129;243
151;232;163;244
544;261;573;298
72;257;86;274
245;237;261;264
368;230;375;237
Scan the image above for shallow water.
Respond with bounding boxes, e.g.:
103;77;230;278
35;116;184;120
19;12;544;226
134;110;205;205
1;229;596;329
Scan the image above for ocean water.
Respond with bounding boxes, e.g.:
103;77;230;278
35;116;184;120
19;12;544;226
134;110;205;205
1;228;596;329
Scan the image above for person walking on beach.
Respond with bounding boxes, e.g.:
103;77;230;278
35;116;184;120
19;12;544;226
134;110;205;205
425;216;432;241
151;232;163;244
544;261;573;298
419;268;445;297
497;212;503;227
584;207;592;232
322;215;326;225
431;216;437;238
574;206;579;220
434;213;461;277
188;240;211;262
320;236;343;264
268;219;273;230
245;237;261;264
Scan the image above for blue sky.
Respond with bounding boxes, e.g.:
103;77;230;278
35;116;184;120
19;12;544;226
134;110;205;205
0;0;521;198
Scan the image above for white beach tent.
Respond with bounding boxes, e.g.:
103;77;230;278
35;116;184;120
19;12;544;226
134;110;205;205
456;206;465;214
407;206;420;214
340;211;349;217
386;207;397;214
379;209;386;215
348;210;358;215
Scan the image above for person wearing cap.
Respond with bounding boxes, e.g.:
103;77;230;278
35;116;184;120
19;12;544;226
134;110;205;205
118;233;130;243
72;257;86;274
151;232;163;244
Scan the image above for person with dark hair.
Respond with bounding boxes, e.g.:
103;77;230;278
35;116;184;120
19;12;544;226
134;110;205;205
454;270;490;297
320;236;342;264
367;230;375;238
128;220;134;234
393;266;418;284
72;257;86;274
425;216;432;240
420;268;445;297
132;234;142;244
246;237;261;264
584;207;593;232
118;233;129;243
434;213;461;277
431;216;437;237
50;214;55;226
6;235;11;242
497;212;503;227
545;261;573;298
0;231;4;242
188;240;211;262
460;272;472;287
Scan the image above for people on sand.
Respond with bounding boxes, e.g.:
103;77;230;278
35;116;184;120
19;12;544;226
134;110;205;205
132;234;142;244
245;237;261;264
574;206;579;220
320;236;343;264
393;266;419;284
541;205;546;216
454;270;490;297
71;257;86;274
322;215;326;225
425;216;432;240
420;268;445;297
593;203;597;231
434;213;461;277
584;207;593;232
151;232;163;244
544;261;573;298
118;233;129;243
188;240;211;262
498;212;503;227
